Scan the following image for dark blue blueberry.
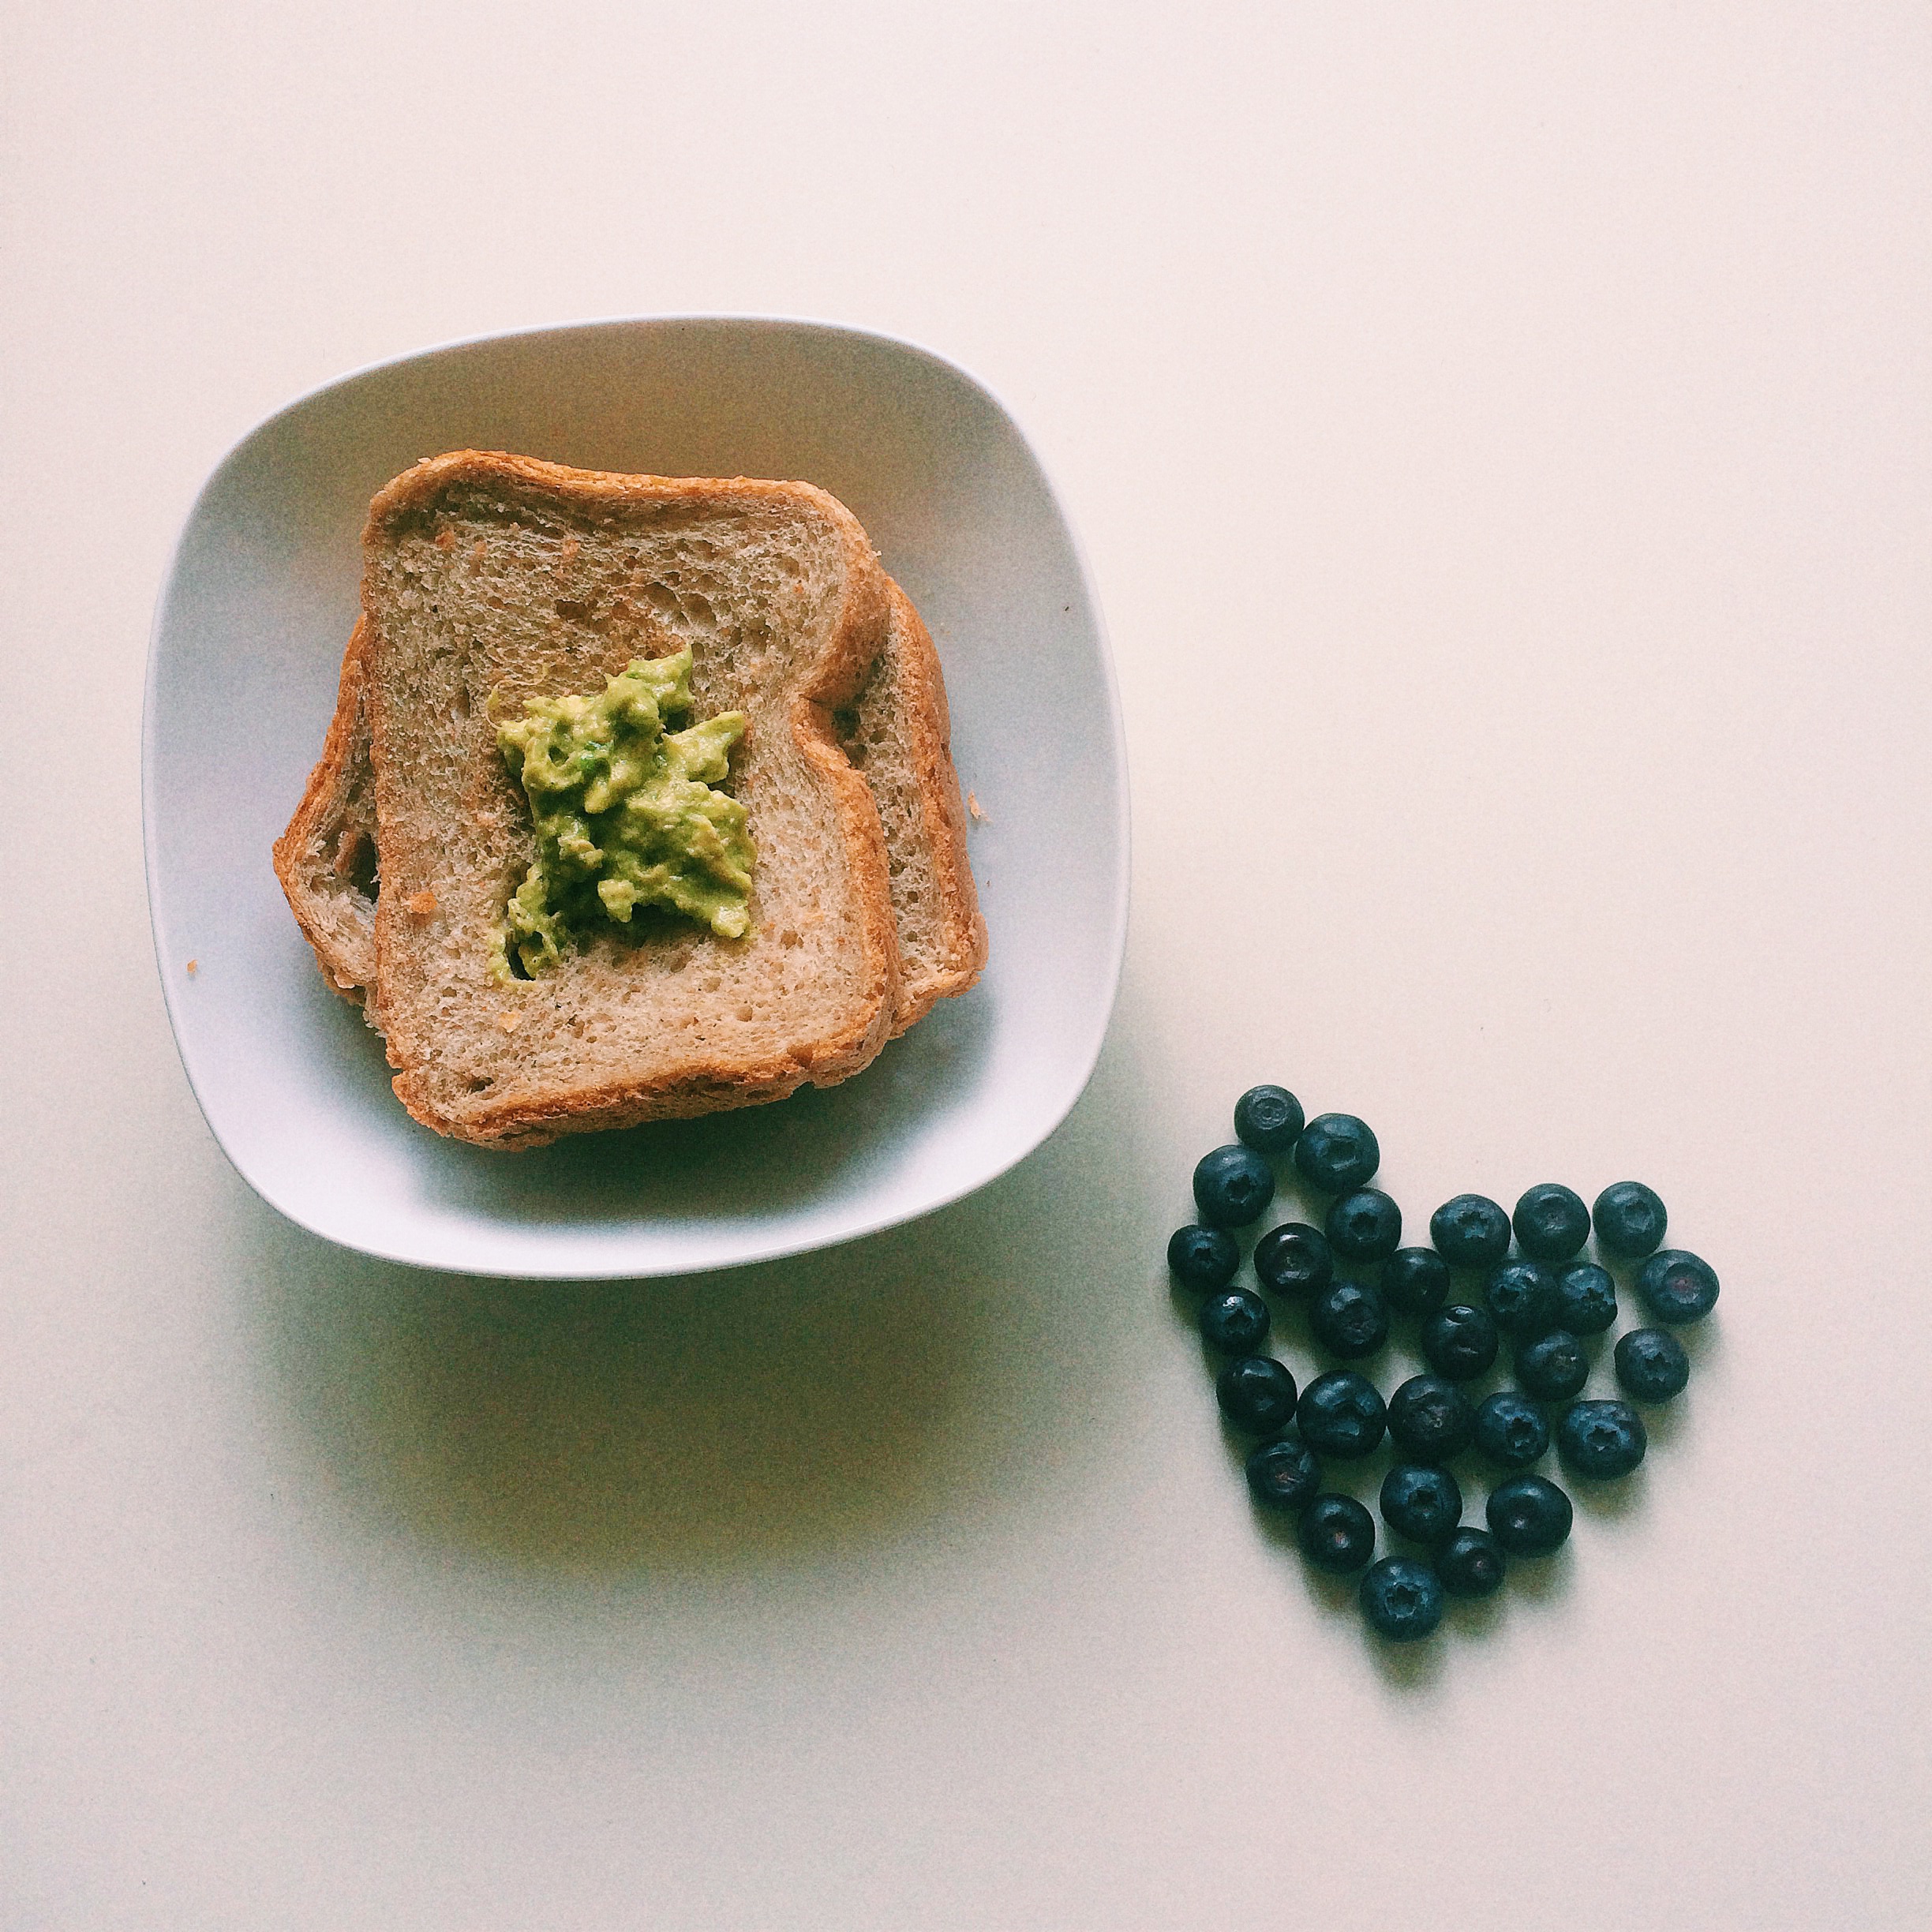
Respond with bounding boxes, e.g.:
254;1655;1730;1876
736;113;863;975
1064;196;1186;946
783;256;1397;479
1297;1494;1376;1574
1483;1258;1559;1338
1309;1280;1390;1360
1244;1433;1322;1512
1593;1181;1668;1259
1635;1249;1720;1324
1515;1329;1589;1402
1429;1193;1512;1269
1379;1462;1464;1544
1486;1473;1573;1556
1386;1375;1475;1461
1234;1084;1305;1154
1472;1391;1550;1468
1421;1304;1500;1382
1215;1356;1298;1434
1615;1327;1690;1402
1359;1556;1445;1641
1553;1262;1619;1336
1436;1527;1507;1598
1327;1189;1402;1263
1296;1370;1387;1459
1558;1398;1647;1479
1381;1246;1451;1317
1199;1288;1271;1354
1166;1224;1239;1292
1193;1144;1276;1228
1512;1183;1591;1262
1292;1114;1380;1193
1252;1222;1333;1297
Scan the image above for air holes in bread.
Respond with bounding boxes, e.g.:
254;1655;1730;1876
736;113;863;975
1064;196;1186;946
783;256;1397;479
329;823;379;899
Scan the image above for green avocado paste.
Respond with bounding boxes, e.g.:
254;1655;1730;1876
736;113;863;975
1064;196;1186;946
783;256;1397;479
492;647;754;979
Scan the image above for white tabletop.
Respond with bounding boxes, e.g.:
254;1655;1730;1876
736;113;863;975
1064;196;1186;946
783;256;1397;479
5;6;1927;1926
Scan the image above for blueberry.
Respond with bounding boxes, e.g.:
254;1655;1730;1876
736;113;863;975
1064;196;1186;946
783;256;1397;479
1193;1144;1276;1229
1483;1258;1559;1338
1512;1183;1591;1262
1234;1084;1305;1154
1472;1391;1550;1468
1615;1327;1690;1402
1380;1463;1464;1544
1245;1433;1322;1512
1557;1398;1647;1479
1381;1246;1450;1317
1296;1369;1388;1459
1386;1375;1475;1461
1635;1249;1720;1324
1297;1494;1376;1574
1327;1189;1402;1263
1485;1473;1574;1557
1199;1288;1271;1354
1166;1224;1239;1292
1359;1556;1446;1641
1553;1262;1619;1336
1515;1329;1589;1402
1309;1280;1390;1360
1436;1527;1507;1598
1421;1304;1501;1382
1252;1222;1334;1297
1428;1193;1512;1269
1292;1114;1380;1193
1593;1181;1668;1259
1215;1356;1298;1434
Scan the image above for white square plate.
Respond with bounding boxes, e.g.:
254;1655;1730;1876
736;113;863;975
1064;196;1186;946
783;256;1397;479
144;316;1129;1277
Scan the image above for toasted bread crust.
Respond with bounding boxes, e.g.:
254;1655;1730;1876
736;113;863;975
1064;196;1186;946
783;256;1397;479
361;453;899;1146
875;582;988;1034
270;616;379;1001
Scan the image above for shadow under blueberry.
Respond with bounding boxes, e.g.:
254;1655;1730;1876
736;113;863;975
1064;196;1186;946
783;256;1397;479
1443;1589;1505;1641
1567;1462;1650;1524
1365;1619;1449;1688
1499;1540;1574;1605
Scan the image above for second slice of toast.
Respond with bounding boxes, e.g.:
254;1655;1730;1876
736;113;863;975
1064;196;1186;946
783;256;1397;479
841;582;987;1034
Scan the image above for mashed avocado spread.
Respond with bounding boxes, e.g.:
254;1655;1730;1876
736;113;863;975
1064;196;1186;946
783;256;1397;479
492;648;753;980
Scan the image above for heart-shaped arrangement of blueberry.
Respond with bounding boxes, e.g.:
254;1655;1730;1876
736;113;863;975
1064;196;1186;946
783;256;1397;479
1170;1086;1717;1642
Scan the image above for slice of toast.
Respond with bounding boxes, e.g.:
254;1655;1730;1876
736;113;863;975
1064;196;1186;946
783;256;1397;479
838;582;987;1035
275;573;985;1044
354;451;904;1147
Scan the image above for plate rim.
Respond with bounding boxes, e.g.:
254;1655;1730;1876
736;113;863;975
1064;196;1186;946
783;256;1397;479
142;311;1132;1278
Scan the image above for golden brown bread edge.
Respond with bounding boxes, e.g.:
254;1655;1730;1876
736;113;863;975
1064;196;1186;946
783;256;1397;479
271;615;379;999
865;582;988;1035
274;453;985;1144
